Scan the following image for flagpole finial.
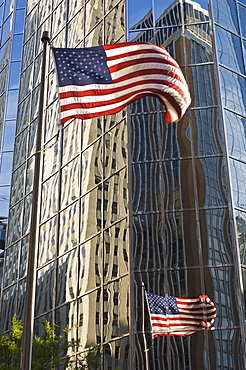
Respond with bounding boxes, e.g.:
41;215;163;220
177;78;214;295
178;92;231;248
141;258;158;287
41;31;50;44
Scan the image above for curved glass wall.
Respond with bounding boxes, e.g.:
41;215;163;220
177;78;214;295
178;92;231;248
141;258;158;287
128;0;246;368
0;0;245;368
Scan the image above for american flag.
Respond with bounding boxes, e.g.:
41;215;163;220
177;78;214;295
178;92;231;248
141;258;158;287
52;42;191;125
146;292;216;337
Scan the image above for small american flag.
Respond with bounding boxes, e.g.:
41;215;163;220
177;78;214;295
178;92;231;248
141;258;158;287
52;42;191;125
146;292;216;337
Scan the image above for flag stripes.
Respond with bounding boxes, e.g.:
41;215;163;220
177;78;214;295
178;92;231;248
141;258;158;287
53;42;191;124
147;292;216;337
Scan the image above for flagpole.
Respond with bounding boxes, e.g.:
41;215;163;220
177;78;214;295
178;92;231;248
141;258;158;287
142;282;149;370
20;31;50;370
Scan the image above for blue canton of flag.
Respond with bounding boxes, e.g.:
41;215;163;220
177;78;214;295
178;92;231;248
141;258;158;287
147;293;179;315
53;47;112;87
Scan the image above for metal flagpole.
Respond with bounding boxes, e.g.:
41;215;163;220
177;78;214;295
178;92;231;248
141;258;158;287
142;282;150;370
20;31;50;370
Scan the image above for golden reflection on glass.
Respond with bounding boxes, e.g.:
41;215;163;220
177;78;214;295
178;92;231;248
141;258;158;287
67;9;84;47
41;173;59;222
62;119;81;163
60;156;80;208
56;249;78;306
35;262;54;316
77;290;100;348
38;216;57;267
79;236;102;295
59;202;79;255
43;139;59;181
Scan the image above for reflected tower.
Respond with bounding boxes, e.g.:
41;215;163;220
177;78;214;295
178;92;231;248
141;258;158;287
0;0;245;369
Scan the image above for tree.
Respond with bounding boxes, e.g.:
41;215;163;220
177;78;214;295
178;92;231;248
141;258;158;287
0;316;101;369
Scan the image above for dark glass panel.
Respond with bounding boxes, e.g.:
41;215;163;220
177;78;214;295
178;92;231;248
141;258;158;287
191;108;222;156
0;284;17;332
235;210;246;265
195;156;227;208
188;64;217;107
230;158;246;210
199;208;233;266
224;109;246;162
184;26;212;64
35;262;54;316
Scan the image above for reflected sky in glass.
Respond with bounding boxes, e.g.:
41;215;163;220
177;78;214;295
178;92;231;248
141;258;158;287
128;0;209;30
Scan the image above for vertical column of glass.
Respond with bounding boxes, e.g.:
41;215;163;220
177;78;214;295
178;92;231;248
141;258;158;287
210;0;246;364
128;0;246;368
0;0;25;296
0;0;25;217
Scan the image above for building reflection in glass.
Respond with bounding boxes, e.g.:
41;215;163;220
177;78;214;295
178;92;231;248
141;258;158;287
129;0;245;368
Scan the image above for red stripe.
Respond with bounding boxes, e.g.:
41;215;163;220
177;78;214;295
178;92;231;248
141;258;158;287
60;91;177;124
60;88;181;119
108;58;182;81
106;48;171;62
59;78;186;101
103;41;152;50
152;322;200;328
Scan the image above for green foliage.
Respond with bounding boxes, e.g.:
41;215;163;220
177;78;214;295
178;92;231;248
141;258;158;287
0;314;22;370
0;316;101;369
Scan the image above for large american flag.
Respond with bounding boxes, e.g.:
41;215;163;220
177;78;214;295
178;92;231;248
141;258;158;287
52;42;191;125
146;292;216;337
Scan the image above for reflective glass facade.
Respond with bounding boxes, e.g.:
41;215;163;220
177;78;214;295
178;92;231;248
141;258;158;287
0;0;246;369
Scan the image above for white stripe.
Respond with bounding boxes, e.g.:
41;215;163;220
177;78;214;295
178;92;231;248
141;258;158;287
104;43;175;62
106;52;179;68
110;62;187;84
60;92;177;120
59;73;189;98
60;82;186;107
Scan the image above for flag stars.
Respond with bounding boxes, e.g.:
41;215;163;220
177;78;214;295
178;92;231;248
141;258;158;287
53;46;112;86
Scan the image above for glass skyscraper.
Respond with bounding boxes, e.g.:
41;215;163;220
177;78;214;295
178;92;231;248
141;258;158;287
0;0;246;369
